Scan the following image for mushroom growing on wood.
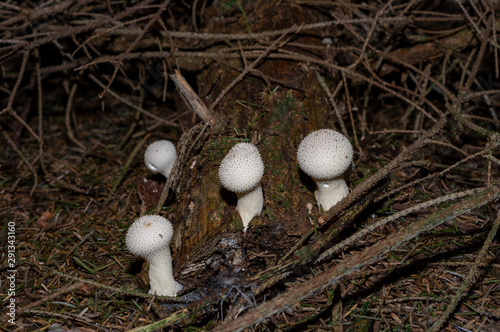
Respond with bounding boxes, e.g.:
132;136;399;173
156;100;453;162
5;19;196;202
126;215;182;296
297;129;353;211
144;140;177;178
219;142;265;232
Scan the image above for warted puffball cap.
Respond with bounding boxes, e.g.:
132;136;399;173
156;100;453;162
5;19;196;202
219;142;264;193
144;140;177;176
297;129;353;180
126;215;174;259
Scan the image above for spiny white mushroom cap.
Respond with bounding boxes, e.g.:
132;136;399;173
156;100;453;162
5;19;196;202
144;140;177;177
297;129;353;180
219;142;264;193
126;215;174;259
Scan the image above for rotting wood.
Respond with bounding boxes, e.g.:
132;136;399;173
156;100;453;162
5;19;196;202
244;177;389;289
217;182;500;332
170;70;215;124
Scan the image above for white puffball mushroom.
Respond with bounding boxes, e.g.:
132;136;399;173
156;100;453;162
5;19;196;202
322;37;333;47
219;142;265;232
297;129;353;211
144;140;177;178
126;215;183;297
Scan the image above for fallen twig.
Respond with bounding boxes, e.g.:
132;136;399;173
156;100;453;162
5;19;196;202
217;183;500;331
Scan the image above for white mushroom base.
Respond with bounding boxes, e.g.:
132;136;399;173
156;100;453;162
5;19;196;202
236;185;263;232
147;247;183;297
315;178;349;211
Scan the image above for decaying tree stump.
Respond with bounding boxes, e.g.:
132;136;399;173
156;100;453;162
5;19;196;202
168;2;344;297
172;63;334;289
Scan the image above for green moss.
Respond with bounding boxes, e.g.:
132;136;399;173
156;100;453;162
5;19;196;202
202;136;248;162
268;91;299;130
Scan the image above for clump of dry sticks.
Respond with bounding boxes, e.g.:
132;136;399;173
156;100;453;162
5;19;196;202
1;0;500;331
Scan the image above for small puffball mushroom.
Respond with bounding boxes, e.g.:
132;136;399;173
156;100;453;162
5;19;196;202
297;129;353;211
144;140;177;178
322;37;333;47
126;215;182;296
219;142;265;232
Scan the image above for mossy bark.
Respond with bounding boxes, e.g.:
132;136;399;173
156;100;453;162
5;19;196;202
170;3;344;290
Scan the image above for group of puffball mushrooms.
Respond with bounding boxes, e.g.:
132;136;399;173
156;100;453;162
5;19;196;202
125;129;353;297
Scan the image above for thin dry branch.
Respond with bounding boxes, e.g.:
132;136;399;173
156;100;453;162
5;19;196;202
97;0;172;99
157;15;464;41
4;282;83;320
319;114;447;225
1;130;38;195
65;84;86;150
217;183;500;332
154;121;211;213
316;187;484;264
208;24;302;112
170;69;214;123
429;209;500;331
0;0;157;61
100;49;448;120
314;71;347;135
87;74;179;127
1;50;42;144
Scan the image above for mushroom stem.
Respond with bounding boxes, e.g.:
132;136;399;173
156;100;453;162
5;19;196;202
314;177;349;211
218;142;265;232
297;129;353;212
147;247;183;296
236;185;263;232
